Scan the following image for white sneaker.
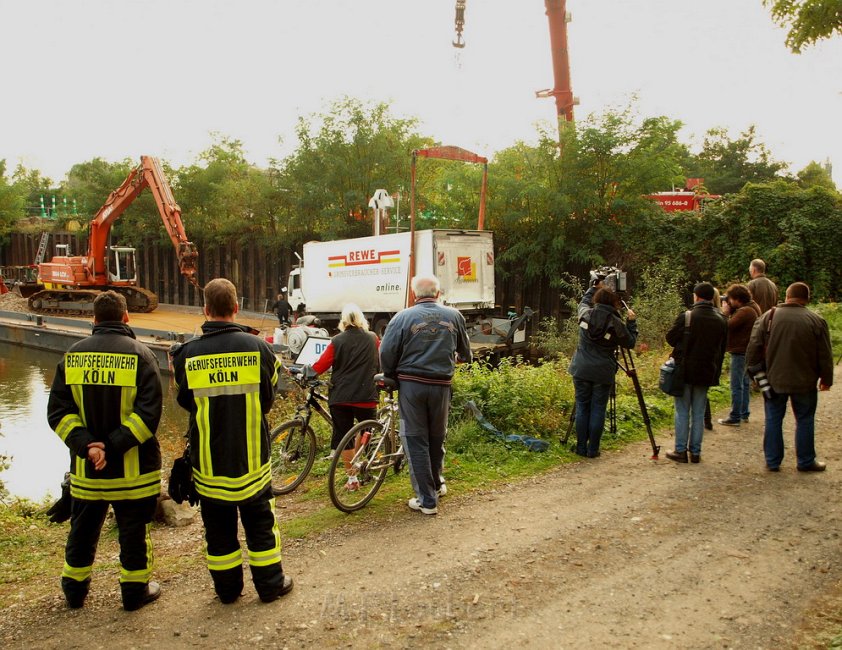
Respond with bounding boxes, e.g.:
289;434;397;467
408;497;437;515
437;483;448;497
345;476;360;491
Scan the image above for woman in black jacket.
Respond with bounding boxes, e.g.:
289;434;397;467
567;284;637;458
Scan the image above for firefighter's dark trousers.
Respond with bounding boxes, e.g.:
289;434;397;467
200;492;284;603
62;496;157;608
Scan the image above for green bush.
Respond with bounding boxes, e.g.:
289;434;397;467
814;303;842;359
629;260;686;349
452;358;573;440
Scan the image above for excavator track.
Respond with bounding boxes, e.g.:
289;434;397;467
28;286;160;316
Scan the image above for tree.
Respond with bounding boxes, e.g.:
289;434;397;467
796;160;837;190
488;106;691;315
175;136;277;245
0;160;25;246
11;164;54;220
276;97;432;243
764;0;842;53
687;126;789;195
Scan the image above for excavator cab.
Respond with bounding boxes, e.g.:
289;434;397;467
107;247;137;284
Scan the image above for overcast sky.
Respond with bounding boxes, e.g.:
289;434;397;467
1;0;840;186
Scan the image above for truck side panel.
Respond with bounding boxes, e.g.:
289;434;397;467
301;232;411;314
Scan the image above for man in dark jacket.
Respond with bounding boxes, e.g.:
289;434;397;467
746;282;833;472
380;275;471;515
665;282;727;463
718;283;761;426
270;293;292;325
567;283;637;458
48;291;162;611
170;278;293;604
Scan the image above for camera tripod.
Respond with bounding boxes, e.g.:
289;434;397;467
562;346;661;459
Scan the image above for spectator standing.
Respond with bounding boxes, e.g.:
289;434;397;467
746;282;833;472
47;291;163;611
170;278;293;603
567;283;637;458
717;284;762;427
665;283;728;464
271;293;292;325
748;259;779;314
379;275;471;515
305;303;380;491
703;287;724;431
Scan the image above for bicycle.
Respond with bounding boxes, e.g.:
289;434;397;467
327;374;405;512
269;367;332;495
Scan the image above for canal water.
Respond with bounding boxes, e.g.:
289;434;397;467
0;341;188;501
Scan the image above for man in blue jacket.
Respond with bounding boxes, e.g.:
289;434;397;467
567;281;637;458
380;275;472;515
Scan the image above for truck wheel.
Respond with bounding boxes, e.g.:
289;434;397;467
372;316;390;338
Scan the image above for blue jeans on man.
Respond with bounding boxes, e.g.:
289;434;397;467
398;381;450;510
763;390;818;469
673;384;709;455
572;378;612;457
728;352;751;422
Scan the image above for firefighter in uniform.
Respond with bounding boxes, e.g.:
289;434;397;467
170;278;293;603
47;291;163;611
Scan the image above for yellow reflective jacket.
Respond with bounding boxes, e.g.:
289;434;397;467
48;322;163;501
170;321;281;504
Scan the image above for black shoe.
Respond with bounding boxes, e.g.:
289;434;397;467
123;581;161;611
587;451;601;458
690;454;701;464
766;466;780;472
666;450;688;463
704;422;713;431
797;461;827;472
717;419;741;427
260;575;294;603
65;594;86;609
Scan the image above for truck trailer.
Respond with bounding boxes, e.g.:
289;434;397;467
286;229;529;355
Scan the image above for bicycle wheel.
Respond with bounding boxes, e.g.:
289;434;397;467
328;419;393;512
270;419;317;495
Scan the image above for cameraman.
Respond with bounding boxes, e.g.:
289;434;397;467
567;279;637;458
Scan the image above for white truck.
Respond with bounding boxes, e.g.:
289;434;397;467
286;229;529;355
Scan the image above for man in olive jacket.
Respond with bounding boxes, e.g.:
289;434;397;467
665;282;727;464
746;282;833;472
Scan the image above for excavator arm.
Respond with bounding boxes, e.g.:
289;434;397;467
86;156;199;287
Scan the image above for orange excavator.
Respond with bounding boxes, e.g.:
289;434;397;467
28;156;199;315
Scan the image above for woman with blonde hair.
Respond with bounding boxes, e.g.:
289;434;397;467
306;303;380;490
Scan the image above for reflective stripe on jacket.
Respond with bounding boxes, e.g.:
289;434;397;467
47;322;163;501
170;321;281;504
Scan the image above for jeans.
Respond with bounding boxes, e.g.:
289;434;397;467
399;381;451;510
728;353;751;422
573;378;612;456
673;384;709;455
763;390;818;469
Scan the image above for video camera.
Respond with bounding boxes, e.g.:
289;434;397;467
589;265;627;294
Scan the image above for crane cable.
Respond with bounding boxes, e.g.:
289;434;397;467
453;0;466;48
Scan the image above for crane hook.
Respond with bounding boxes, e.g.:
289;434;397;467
452;0;466;48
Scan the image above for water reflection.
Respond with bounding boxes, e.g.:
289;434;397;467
0;342;188;501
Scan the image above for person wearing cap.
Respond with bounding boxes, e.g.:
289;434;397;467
665;282;727;464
